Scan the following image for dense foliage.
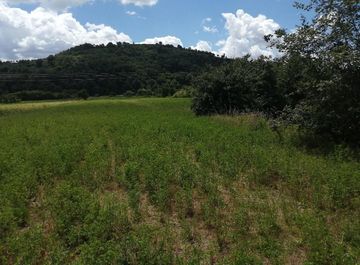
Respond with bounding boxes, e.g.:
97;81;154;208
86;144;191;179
0;43;225;101
191;56;284;116
193;0;360;146
0;98;359;264
273;0;360;145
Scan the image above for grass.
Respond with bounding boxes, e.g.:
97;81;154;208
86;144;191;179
0;98;359;264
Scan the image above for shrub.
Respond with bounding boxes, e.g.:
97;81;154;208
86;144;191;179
173;86;195;98
78;89;89;100
136;88;153;96
124;90;135;97
191;57;284;116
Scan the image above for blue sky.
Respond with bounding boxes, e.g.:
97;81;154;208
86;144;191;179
0;0;305;60
71;0;300;46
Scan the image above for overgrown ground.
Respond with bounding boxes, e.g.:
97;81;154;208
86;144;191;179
0;98;359;264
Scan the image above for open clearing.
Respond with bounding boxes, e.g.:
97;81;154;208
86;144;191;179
0;98;359;264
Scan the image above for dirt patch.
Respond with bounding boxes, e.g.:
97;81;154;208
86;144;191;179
285;248;307;265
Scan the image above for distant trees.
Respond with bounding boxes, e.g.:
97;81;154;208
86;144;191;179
0;94;20;104
136;88;153;96
78;89;89;100
0;43;226;101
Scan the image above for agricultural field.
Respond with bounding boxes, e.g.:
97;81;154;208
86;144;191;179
0;98;359;264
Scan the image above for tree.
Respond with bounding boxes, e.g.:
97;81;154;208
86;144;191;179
270;0;360;145
35;59;43;68
191;57;284;115
47;55;55;66
272;0;359;63
78;89;89;100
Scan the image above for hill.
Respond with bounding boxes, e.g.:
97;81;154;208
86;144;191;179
0;43;226;101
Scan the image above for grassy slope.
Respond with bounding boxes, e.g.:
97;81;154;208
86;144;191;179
0;98;359;265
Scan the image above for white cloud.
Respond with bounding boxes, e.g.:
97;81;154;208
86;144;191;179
3;0;92;11
0;2;132;60
203;25;218;33
4;0;159;10
119;0;158;7
140;36;183;47
201;17;218;34
126;10;136;15
216;40;226;47
202;17;212;24
191;41;212;52
218;9;280;58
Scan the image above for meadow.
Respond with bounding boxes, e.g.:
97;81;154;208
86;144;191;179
0;98;359;264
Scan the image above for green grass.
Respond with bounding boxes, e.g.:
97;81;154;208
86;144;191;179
0;98;359;264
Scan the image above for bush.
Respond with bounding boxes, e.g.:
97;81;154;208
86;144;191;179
278;58;360;146
191;57;284;116
136;88;153;96
124;90;135;97
78;89;89;100
172;86;194;98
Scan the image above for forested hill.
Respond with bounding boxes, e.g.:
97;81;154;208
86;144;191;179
0;43;227;101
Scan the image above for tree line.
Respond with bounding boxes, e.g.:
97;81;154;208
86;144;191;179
0;0;358;146
192;0;359;147
0;43;226;102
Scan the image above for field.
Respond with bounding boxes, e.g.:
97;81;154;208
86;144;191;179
0;98;359;264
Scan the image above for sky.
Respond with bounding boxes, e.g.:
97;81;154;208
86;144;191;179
0;0;305;60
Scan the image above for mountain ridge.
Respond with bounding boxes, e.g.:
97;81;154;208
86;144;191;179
0;43;227;101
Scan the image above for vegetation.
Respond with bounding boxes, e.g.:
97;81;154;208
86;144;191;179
0;43;225;101
272;0;360;146
193;0;360;146
0;1;359;263
1;1;357;148
0;98;359;264
191;56;283;116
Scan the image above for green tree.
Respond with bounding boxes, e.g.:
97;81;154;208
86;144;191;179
270;0;360;145
191;57;284;116
78;89;89;100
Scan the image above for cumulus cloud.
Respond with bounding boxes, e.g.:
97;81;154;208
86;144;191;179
140;36;183;47
4;0;159;10
191;41;212;52
119;0;158;7
0;2;132;60
3;0;92;11
218;9;280;58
